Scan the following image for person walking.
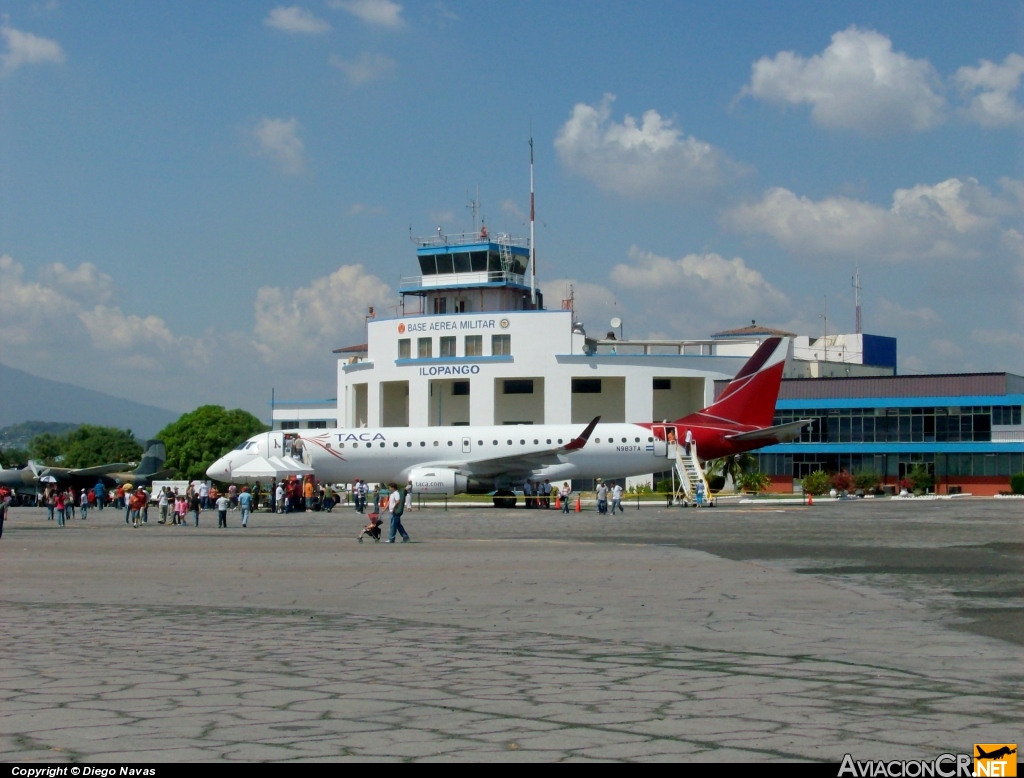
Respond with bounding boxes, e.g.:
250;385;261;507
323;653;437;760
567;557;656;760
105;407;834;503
595;479;608;515
216;492;229;528
158;487;170;524
695;479;705;508
610;482;623;515
0;489;9;539
80;487;89;520
560;482;572;514
238;486;252;528
55;490;66;527
275;481;284;514
190;490;201;527
67;488;76;520
385;482;410;543
93;481;105;510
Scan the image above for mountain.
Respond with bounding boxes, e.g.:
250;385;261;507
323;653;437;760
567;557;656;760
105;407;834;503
0;363;178;439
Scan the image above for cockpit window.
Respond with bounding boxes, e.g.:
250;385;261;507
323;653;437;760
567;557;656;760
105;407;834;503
233;442;248;451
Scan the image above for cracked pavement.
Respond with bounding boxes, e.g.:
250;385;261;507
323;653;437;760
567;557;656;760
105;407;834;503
1;499;1021;761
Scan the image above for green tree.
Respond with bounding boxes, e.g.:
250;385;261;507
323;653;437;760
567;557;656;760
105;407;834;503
59;425;143;468
906;464;934;494
158;405;269;481
26;425;141;467
0;447;29;468
801;470;832;496
708;452;757;492
27;432;64;464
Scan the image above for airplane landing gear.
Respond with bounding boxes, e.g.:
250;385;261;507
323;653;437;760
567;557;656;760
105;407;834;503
492;490;517;509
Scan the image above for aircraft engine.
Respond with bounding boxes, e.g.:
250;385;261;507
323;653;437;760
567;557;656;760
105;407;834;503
408;467;469;496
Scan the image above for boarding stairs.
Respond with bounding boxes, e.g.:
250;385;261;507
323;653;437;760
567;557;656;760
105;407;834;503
670;442;712;507
497;234;514;273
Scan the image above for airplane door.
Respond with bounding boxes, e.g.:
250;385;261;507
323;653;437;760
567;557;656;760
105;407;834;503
653;426;667;458
462;437;471;454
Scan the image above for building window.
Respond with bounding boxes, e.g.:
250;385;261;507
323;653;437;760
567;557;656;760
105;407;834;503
492;334;511;355
465;335;482;357
452;381;470;396
504;379;534;394
398;338;410;359
572;379;602;394
433;297;447;314
307;420;328;429
280;421;300;430
418;338;432;358
440;336;456;357
653;378;671;390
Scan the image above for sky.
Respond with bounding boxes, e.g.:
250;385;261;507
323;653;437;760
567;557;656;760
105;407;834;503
1;1;1022;420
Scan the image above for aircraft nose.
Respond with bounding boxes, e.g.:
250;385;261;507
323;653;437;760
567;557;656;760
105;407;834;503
206;457;232;481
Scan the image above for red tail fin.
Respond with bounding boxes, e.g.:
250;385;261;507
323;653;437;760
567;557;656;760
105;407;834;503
690;337;788;428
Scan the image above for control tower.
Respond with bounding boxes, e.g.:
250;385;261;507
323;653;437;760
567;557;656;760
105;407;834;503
399;230;543;316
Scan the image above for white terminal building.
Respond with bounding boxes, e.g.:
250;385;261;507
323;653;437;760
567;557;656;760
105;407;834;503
272;231;896;438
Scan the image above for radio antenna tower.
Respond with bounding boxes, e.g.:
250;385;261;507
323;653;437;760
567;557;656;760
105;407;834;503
852;268;862;334
529;133;536;308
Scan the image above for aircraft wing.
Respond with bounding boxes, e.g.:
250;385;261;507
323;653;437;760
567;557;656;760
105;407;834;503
65;463;133;477
416;417;601;479
724;419;811;446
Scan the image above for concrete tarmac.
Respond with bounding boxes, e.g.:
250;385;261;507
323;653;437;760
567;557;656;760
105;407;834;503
1;498;1021;762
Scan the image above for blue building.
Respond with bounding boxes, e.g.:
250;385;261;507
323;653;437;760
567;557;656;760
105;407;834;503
749;373;1024;495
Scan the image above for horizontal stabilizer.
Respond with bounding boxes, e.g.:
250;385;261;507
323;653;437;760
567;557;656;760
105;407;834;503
69;463;133;477
725;419;811;445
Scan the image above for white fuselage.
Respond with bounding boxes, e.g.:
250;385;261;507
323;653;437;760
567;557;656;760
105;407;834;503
300;423;662;486
207;423;667;489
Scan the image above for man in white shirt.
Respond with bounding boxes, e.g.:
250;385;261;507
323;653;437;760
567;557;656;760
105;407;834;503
610;483;624;515
385;482;410;543
216;493;230;528
275;482;285;514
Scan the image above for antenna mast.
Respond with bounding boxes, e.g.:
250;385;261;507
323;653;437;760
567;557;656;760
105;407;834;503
529;135;536;308
852;267;862;334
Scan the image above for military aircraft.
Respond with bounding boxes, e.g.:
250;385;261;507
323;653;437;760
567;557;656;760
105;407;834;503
208;337;809;506
0;440;173;497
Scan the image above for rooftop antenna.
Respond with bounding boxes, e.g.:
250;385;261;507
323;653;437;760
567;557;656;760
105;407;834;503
467;185;480;233
818;295;828;362
529;132;536;308
852;267;862;334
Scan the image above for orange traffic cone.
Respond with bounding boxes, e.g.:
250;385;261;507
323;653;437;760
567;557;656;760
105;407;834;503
575;496;581;512
554;495;561;510
807;493;813;506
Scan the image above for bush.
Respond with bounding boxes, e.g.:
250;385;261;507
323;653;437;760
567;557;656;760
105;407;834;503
627;482;652;495
1010;473;1024;495
906;464;934;494
655;479;673;495
738;472;771;493
801;470;832;496
831;470;854;492
853;469;882;492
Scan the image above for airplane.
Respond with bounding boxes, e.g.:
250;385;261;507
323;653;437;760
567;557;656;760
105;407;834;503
0;440;174;497
976;747;1016;760
207;337;810;507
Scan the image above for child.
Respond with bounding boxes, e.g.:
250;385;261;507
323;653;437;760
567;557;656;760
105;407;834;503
357;511;383;543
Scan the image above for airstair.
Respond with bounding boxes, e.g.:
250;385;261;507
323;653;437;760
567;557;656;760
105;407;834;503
670;442;713;507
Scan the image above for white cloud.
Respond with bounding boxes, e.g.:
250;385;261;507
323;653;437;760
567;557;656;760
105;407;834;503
253;117;305;175
348;203;384;216
44;261;115;304
554;94;743;198
741;26;945;134
726;177;1022;262
264;6;332;34
875;299;941;331
329;0;404;28
954;53;1024;128
1;25;64;75
0;255;392;412
610;247;789;321
253;265;393;365
501;199;525;220
330;52;396;86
